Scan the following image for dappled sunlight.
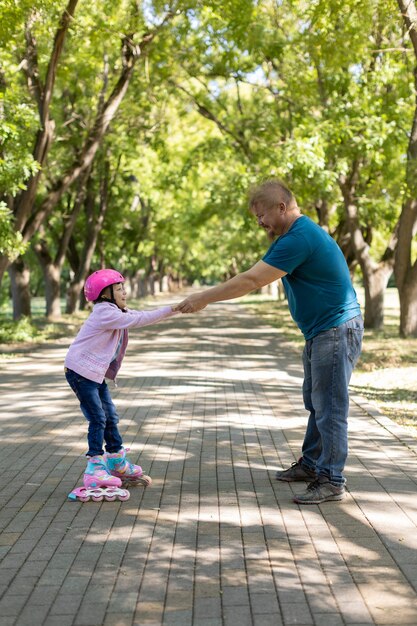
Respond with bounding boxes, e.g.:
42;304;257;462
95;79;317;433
153;384;219;396
1;300;417;625
140;443;193;462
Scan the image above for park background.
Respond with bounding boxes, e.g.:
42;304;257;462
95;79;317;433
0;0;416;428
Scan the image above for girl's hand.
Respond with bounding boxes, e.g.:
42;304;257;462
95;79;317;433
175;294;207;313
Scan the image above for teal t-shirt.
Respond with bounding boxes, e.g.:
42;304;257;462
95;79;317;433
262;215;361;339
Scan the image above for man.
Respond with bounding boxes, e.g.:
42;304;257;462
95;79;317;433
176;180;363;504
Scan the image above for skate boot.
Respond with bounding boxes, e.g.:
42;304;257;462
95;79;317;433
83;455;123;489
67;455;130;502
105;447;152;487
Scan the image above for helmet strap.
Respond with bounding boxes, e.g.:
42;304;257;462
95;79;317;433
96;284;125;311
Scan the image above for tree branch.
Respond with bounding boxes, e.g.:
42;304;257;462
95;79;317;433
14;0;79;233
42;0;78;125
23;12;44;109
397;0;417;59
169;79;251;158
21;10;176;243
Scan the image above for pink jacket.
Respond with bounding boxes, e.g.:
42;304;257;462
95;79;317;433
65;301;176;383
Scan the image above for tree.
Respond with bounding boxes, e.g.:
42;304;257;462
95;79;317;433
395;0;417;336
1;0;79;290
1;0;414;329
167;0;406;329
308;0;405;329
65;156;114;314
1;0;177;317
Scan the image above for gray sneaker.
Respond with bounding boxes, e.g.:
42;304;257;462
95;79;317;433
275;460;316;482
293;479;345;504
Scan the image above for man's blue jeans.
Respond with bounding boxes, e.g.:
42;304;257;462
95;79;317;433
300;315;364;486
65;369;123;457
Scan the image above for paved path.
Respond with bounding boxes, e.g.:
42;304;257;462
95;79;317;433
1;298;417;626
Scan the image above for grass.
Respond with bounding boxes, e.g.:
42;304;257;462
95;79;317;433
0;315;92;345
241;288;417;433
0;299;88;348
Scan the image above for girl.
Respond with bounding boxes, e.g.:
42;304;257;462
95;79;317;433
65;268;177;501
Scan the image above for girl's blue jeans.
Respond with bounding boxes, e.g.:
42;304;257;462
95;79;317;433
300;315;364;486
65;369;123;457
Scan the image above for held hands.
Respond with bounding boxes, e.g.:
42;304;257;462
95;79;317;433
172;293;208;314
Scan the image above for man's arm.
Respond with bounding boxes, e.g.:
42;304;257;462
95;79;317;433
175;261;286;313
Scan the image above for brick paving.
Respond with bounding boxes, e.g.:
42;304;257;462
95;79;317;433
0;298;417;626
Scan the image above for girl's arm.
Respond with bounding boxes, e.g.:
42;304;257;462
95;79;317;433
96;303;177;330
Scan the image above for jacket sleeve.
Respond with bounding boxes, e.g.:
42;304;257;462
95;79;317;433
95;303;177;330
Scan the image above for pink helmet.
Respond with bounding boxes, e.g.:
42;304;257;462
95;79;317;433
84;269;125;302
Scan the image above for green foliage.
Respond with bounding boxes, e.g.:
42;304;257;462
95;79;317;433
0;316;39;342
0;0;414;311
0;202;28;258
62;0;411;281
0;97;40;197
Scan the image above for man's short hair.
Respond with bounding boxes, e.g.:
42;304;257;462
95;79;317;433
249;179;295;210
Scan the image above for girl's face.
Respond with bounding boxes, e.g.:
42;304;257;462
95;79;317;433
102;282;127;308
112;283;127;309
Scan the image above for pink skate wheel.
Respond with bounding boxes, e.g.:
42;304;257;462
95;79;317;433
68;485;130;502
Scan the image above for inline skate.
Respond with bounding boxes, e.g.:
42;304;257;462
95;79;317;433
105;447;152;487
68;455;130;502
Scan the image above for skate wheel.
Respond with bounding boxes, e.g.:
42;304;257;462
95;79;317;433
138;474;152;487
70;485;130;502
123;474;152;488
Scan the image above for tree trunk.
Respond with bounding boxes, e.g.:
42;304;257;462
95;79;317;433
65;163;109;314
44;263;61;318
132;269;149;298
66;280;85;314
395;0;417;336
33;240;63;319
395;190;417;336
31;177;87;319
315;199;337;231
8;259;31;320
151;275;160;295
362;265;393;330
65;244;96;315
339;165;397;330
399;277;417;337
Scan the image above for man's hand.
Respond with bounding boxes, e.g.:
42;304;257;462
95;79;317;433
174;292;208;313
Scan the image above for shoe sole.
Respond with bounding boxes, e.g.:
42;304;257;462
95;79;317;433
275;473;316;482
293;493;345;504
